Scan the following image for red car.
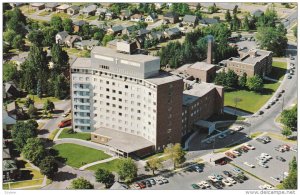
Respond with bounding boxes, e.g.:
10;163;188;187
58;119;71;128
225;152;236;158
138;182;146;189
282;144;290;151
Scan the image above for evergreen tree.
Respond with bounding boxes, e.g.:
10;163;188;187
243;16;250;31
225;10;232;22
239;73;247;88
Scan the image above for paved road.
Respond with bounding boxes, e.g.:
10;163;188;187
282;9;297;29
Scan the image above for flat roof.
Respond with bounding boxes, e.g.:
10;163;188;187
189;62;215;71
183;82;217;105
92;128;154;153
228;49;272;66
91;46;159;63
71;58;91;68
146;72;182;85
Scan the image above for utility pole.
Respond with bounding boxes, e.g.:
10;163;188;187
282;94;285;112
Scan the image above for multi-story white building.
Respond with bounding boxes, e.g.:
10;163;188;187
71;42;183;157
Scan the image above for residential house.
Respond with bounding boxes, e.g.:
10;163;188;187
164;28;181;39
137;29;150;37
251;9;264;17
122;25;138;36
5;101;25;120
74;39;99;50
119;9;132;20
3;82;21;100
73;20;88;32
30;3;45;11
67;5;80;15
45;3;59;12
183;15;198;26
107;39;118;49
148;31;165;42
80;4;97;17
105;10;116;20
56;31;69;44
163;12;179;24
199;18;219;26
89;21;109;31
3;142;19;182
96;8;107;16
9;3;24;7
107;25;124;35
64;35;82;48
56;4;70;13
145;13;158;23
130;14;144;22
3;110;16;131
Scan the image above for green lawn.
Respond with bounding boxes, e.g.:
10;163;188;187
86;15;98;21
53;143;111;168
38;10;51;16
63;47;91;57
48;129;60;140
58;128;91;141
3;183;9;189
224;80;280;113
17;95;60;105
9;179;43;189
250;131;263;139
86;159;122;172
269;61;287;81
52;13;70;19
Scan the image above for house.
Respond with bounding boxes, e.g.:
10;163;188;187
56;4;70;13
74;39;99;50
64;35;82;48
3;82;21;100
107;39;118;49
137;29;150;37
89;21;109;31
199;18;219;26
122;25;138;36
130;14;143;22
45;3;59;12
164;28;181;39
30;3;45;11
73;20;88;32
67;5;80;15
145;13;158;23
3;159;19;182
107;25;124;35
148;31;165;42
163;12;179;24
119;9;132;20
3;110;16;131
56;31;69;44
80;4;97;17
183;15;198;26
105;11;116;20
9;3;24;7
96;8;107;16
251;9;264;17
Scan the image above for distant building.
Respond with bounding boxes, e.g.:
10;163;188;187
74;39;99;50
3;81;21;100
3;142;19;182
182;15;198;26
251;9;264;17
119;9;132;20
105;11;116;20
45;3;59;12
130;14;143;22
107;25;124;35
145;13;158;23
164;28;181;39
96;8;107;16
185;62;217;83
73;20;88;32
67;5;80;15
56;31;69;44
222;49;272;77
30;3;45;11
164;12;179;24
56;4;70;13
199;18;219;26
64;35;82;48
3;110;16;131
80;4;97;17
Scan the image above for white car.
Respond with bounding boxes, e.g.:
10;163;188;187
244;162;255;168
208;176;218;182
232;150;241;156
256;156;268;162
259;184;274;190
261;153;272;159
227;177;236;184
245;144;255;150
270;176;282;183
197;182;206;189
290;147;297;152
258;161;268;168
199;181;210;188
233;126;243;131
222;179;232;186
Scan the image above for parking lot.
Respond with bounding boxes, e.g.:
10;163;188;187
135;163;265;190
229;137;297;186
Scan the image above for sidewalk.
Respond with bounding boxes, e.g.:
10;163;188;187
79;156;118;170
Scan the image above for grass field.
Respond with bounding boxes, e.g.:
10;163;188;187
38;10;51;16
267;132;297;144
224;80;280;113
9;179;43;189
86;159;122;172
63;47;91;57
48;129;60;140
58;128;91;140
53;143;111;168
269;61;287;81
17;95;60;105
250;131;263;139
52;13;70;19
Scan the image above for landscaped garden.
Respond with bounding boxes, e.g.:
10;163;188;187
53;143;111;168
86;159;122;172
58;128;91;141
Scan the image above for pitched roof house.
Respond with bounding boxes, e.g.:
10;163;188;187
145;13;158;23
56;31;69;44
130;14;144;22
183;15;198;26
80;4;97;17
164;12;179;24
64;35;82;48
67;5;80;15
45;3;59;11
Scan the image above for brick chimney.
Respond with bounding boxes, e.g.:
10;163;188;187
207;38;213;64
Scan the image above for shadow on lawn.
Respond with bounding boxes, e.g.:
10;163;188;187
52;171;77;182
269;66;286;81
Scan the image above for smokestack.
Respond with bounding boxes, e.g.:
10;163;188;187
207;37;213;64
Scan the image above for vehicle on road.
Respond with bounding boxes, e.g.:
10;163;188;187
261;136;271;142
275;156;286;162
257;161;268;168
270;176;282;183
245;144;255;150
244;162;255;168
256;138;267;144
191;184;200;189
58;118;71;128
149;179;156;185
62;109;71;117
218;134;226;139
232;168;243;174
233;126;243;131
222;179;232;186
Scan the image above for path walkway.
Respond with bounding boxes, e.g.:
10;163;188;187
79;156;118;170
223;106;253;117
264;76;282;83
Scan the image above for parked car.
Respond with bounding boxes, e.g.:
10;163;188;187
275;146;285;152
197;182;206;189
282;144;290;151
218;134;226;139
225;152;236;158
258;161;268;168
145;180;152;187
276;156;286;162
58;118;71;128
227;177;236;184
265;105;271;109
281;89;285;93
258;110;264;115
209;180;222;189
270;176;282;183
232;150;241;156
233;126;243;131
139;182;146;189
206;139;213;144
237;174;248;181
208;176;219;182
191;183;200;189
232;176;243;183
261;136;271;142
162;178;169;183
233;168;243;174
222;179;232;186
290;147;297;152
259;184;274;189
261;153;272;159
256;156;268;163
256;138;267;144
245;144;255;150
134;183;141;189
194;165;203;172
244;162;255;168
223;171;232;177
290;56;294;60
288;75;292;79
240;146;249;152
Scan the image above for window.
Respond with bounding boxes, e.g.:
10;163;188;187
106;95;110;99
119;105;122;109
106;81;109;84
118;91;122;95
106;88;109;92
119;113;122;116
106;102;110;106
125;85;128;89
112;90;116;93
118;98;122;102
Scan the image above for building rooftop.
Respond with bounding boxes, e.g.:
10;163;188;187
146;72;182;85
91;46;159;63
183;82;217;105
56;4;70;10
92;127;154;153
227;49;272;66
31;3;45;7
71;58;91;68
189;62;215;71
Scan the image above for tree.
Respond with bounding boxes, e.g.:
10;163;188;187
281;127;292;138
243;15;250;31
93;30;105;41
136;21;148;29
225;69;239;88
225;10;232;22
164;143;186;170
70;177;94;189
24;97;35;108
42;27;58;47
50;16;63;31
208;4;218;14
281;157;297;189
146;158;163;175
246;75;264;92
231;13;240;31
102;34;114;46
27;104;38;119
62;18;73;33
53;74;70;99
3;29;17;45
28;30;44;47
51;43;69;75
22;138;46;165
11;120;38;151
43;99;55;113
39;156;58;179
3;61;20;82
280;105;297;130
12;35;25;51
117;158;137;182
94;168;115;188
289;156;297;172
292;25;297;38
239;73;247;88
233;5;238;14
